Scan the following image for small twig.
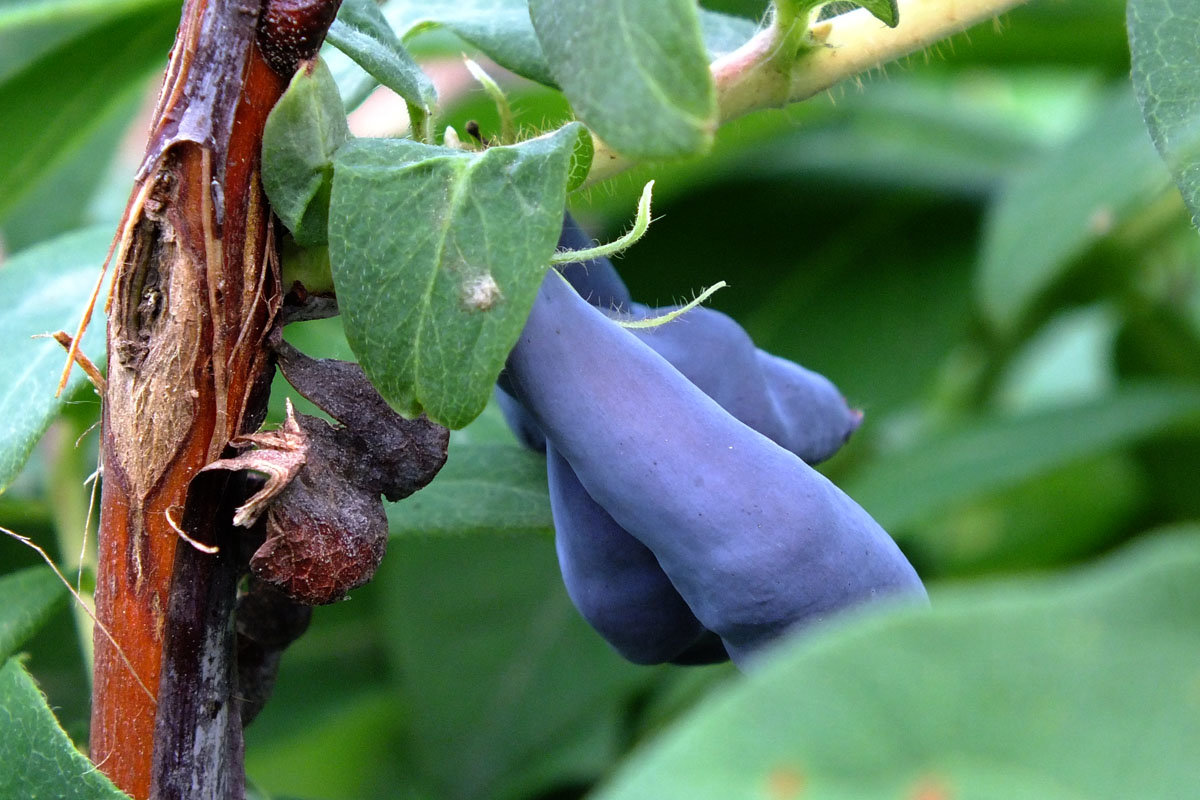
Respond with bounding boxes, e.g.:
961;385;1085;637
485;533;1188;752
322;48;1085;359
47;331;106;393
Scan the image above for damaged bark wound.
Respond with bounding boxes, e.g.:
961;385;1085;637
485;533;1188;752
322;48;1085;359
90;1;341;797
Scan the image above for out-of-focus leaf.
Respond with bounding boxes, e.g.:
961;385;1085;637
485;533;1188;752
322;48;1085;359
696;9;758;58
327;0;436;113
0;226;111;494
845;382;1200;530
0;6;177;220
387;443;551;537
0;566;66;663
1129;0;1200;231
976;88;1170;332
529;0;716;159
0;658;129;799
328;124;581;428
994;303;1120;412
262;59;349;247
0;0;172;82
244;581;420;799
720;71;1101;197
909;454;1142;575
377;533;654;800
1;86;140;252
246;690;408;800
596;532;1200;799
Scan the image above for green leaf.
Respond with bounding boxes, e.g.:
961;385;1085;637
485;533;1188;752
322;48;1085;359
0;226;112;494
1129;0;1200;232
528;0;718;159
0;566;66;663
246;690;407;800
387;443;552;537
389;0;558;88
0;5;177;220
843;0;898;27
564;122;595;191
262;58;350;247
976;88;1170;331
377;533;654;800
0;658;129;799
328;123;582;428
326;0;436;113
844;382;1200;531
595;532;1200;799
912;455;1142;576
1;86;141;252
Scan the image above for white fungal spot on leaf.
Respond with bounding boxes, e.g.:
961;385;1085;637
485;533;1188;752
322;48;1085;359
462;273;503;311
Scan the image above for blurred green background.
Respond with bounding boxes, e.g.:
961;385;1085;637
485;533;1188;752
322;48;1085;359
3;0;1199;797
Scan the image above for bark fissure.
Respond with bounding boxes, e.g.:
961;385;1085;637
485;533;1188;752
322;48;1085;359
90;1;344;797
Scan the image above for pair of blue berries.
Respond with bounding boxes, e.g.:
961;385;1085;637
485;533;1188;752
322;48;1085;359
498;217;926;667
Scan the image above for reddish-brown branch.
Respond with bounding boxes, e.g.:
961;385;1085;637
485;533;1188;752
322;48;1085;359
89;1;341;796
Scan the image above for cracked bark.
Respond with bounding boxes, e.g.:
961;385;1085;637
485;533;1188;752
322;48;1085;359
89;1;342;797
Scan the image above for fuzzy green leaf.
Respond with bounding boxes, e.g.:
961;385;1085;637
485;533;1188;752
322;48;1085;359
838;1;899;27
327;0;436;113
1129;0;1200;231
0;659;130;799
528;0;717;159
382;1;756;90
328;124;583;428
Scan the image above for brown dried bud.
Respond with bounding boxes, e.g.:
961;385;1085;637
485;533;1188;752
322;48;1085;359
246;414;389;605
200;338;449;606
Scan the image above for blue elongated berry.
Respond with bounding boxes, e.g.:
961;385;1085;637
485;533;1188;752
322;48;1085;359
547;446;708;664
505;272;926;665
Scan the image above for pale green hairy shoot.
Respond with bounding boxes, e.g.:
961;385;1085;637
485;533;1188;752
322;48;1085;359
614;282;730;330
550;181;655;266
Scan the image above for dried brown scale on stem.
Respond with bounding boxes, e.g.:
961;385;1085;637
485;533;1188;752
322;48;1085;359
83;0;344;796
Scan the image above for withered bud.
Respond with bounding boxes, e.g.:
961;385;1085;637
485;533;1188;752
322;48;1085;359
201;337;448;606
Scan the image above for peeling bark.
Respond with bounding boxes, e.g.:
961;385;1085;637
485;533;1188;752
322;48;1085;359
90;1;342;797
